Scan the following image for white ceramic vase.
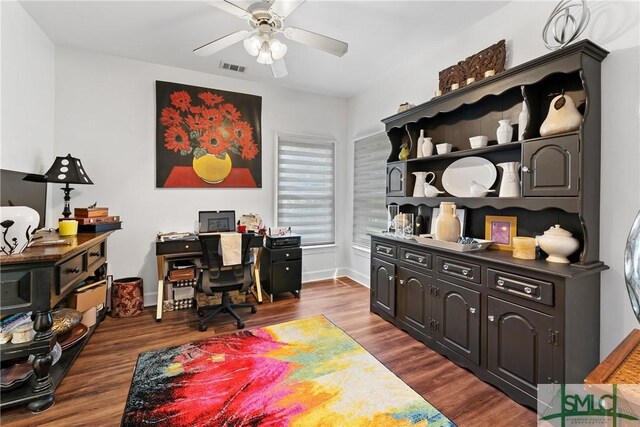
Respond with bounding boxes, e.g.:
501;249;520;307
435;202;460;242
518;101;529;140
421;134;434;157
0;206;40;255
497;119;513;144
497;162;521;197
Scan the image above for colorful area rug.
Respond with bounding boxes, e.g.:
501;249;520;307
122;316;455;427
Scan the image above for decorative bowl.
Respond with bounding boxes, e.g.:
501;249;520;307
469;135;489;149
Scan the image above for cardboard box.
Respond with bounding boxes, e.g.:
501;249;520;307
69;280;107;312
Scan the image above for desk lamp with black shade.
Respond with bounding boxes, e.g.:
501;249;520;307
42;154;93;218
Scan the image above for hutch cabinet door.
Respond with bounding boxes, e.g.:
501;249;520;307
487;296;556;397
435;279;481;365
522;134;579;197
397;267;432;339
371;258;396;317
386;162;406;196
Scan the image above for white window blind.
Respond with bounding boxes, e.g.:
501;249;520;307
353;133;389;248
277;134;335;246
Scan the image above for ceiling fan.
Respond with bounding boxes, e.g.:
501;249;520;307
194;0;349;78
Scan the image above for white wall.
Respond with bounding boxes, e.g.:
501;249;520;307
346;1;640;358
0;0;54;174
52;48;347;305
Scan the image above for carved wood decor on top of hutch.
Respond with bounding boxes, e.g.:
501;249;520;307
438;39;506;94
374;40;609;409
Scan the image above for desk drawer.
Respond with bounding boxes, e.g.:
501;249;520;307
57;253;86;295
488;269;554;306
156;240;200;255
87;242;105;269
270;248;301;262
271;261;302;294
437;256;481;284
400;247;432;270
373;241;397;259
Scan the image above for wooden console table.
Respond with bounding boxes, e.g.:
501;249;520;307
0;231;114;412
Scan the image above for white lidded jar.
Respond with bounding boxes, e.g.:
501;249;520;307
537;224;579;264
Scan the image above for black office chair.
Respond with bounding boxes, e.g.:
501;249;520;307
197;233;257;331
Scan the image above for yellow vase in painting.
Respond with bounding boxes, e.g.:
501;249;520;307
192;153;232;184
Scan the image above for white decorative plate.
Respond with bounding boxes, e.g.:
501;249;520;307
442;157;497;197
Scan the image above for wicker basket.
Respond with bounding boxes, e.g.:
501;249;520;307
196;291;245;308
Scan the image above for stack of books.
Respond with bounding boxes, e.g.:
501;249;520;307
69;207;122;232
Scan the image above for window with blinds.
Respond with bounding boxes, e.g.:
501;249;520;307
353;133;389;249
276;134;335;247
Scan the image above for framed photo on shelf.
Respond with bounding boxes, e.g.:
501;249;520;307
430;208;467;236
485;215;517;250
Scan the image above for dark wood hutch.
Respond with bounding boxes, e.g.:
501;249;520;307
370;40;609;408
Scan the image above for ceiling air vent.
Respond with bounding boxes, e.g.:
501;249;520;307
219;61;246;73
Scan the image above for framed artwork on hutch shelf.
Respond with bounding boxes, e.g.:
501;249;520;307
485;215;517;251
155;81;262;188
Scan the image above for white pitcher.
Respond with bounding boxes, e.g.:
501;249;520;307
497;162;521;197
412;172;435;197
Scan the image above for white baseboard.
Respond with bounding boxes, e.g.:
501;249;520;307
336;268;369;288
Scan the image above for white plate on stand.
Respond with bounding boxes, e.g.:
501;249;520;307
442;157;497;197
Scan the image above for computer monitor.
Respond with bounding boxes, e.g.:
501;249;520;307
198;210;235;233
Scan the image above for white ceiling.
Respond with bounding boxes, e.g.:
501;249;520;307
19;0;509;98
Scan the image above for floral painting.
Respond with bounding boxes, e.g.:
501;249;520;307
156;81;262;188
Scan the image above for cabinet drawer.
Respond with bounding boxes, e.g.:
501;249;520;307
156;240;200;255
271;261;302;294
87;242;105;269
270;247;301;262
373;241;397;259
400;247;432;270
488;269;554;306
436;256;481;284
57;253;86;295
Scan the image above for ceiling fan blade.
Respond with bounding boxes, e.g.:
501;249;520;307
193;29;250;57
269;0;306;18
271;58;288;78
207;0;251;19
283;27;348;57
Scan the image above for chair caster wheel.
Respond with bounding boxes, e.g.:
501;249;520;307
199;324;208;332
251;306;257;314
237;322;245;329
197;310;205;317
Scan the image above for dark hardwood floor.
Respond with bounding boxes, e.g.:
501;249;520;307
1;278;536;426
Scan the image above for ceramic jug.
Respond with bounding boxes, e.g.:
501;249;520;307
435;202;460;242
497;162;521;197
413;172;435;197
421;134;434;157
496;119;513;144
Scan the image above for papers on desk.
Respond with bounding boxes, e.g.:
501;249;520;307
157;232;198;242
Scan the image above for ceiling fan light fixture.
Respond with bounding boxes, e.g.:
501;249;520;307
269;38;287;60
243;35;261;56
256;41;273;65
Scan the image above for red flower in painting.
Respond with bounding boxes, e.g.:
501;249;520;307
170;91;191;111
201;108;223;128
164;126;190;152
220;103;241;122
199;129;230;156
198;92;224;106
161;89;258;161
160;108;183;127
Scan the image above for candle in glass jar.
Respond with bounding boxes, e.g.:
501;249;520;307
512;236;536;259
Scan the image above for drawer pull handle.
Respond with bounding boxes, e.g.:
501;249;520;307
497;279;505;286
524;287;532;294
388;275;393;281
418;257;424;262
488;315;495;322
462;269;469;276
66;267;80;274
185;245;189;249
443;265;449;270
286;253;290;257
90;251;101;257
286;267;290;271
405;254;410;259
399;279;405;285
385;248;391;253
469;308;476;314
